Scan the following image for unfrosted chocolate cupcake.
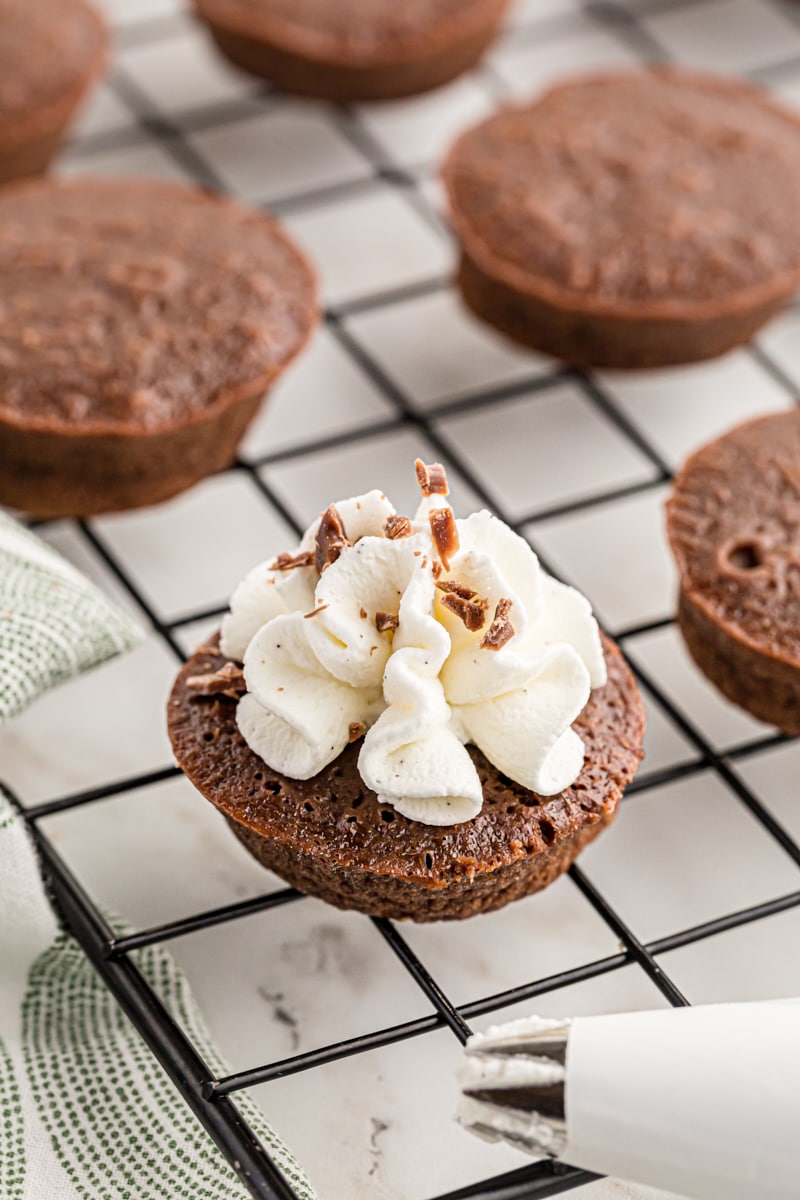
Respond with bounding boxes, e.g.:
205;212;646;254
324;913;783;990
168;462;645;921
0;0;107;184
667;411;800;734
443;69;800;369
192;0;509;101
0;177;317;517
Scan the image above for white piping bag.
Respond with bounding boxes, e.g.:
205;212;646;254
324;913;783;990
457;1001;800;1200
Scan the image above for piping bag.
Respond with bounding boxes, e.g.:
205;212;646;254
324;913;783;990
457;1001;800;1200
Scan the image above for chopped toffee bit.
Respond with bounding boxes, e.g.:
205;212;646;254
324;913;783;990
440;591;488;632
414;458;449;497
315;503;351;572
384;514;412;539
303;603;329;619
186;661;246;700
375;610;399;633
270;549;315;571
359;606;368;619
349;721;366;742
436;579;476;600
431;560;443;580
480;598;515;651
429;507;459;571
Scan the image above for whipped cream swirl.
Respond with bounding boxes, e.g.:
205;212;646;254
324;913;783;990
220;463;606;826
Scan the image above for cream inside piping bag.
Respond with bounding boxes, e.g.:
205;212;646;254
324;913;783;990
458;1000;800;1200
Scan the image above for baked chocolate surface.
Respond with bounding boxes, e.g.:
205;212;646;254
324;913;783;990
443;69;800;368
193;0;508;100
0;0;107;181
0;178;317;516
667;410;800;733
168;633;645;921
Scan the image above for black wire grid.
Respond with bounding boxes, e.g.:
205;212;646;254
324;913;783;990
7;1;800;1197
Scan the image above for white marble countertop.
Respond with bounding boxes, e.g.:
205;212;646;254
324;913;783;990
5;0;800;1195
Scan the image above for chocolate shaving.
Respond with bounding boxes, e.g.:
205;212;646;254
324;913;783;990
440;592;488;632
315;504;350;572
384;514;412;540
270;550;315;571
429;508;459;571
304;603;329;619
349;721;366;742
375;610;399;633
480;598;515;651
415;458;449;497
186;661;246;700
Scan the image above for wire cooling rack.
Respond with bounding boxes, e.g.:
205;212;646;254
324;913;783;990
7;0;800;1197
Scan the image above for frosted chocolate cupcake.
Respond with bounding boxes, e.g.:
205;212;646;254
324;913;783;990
169;462;645;921
0;0;107;184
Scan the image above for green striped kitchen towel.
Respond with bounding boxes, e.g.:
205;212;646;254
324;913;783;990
0;791;317;1200
0;511;143;725
0;512;316;1198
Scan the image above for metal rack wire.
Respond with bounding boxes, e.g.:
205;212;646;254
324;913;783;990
7;1;800;1197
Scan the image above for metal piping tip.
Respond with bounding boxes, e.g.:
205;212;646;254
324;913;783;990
463;1082;566;1121
463;1028;571;1065
457;1018;571;1158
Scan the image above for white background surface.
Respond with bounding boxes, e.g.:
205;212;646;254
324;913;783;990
4;0;800;1197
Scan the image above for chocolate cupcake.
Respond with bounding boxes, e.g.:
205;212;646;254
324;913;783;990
667;411;800;734
168;462;645;921
443;69;800;369
0;178;317;518
192;0;509;101
0;0;107;184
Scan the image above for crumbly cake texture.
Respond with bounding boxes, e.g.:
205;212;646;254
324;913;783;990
0;177;317;517
443;68;800;369
667;410;800;734
0;0;107;182
168;633;644;921
192;0;509;100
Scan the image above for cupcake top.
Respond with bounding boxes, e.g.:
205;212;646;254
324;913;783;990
443;68;800;312
0;0;107;149
194;0;505;59
0;178;316;432
220;461;606;826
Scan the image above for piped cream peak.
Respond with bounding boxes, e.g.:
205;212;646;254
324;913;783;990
220;462;606;826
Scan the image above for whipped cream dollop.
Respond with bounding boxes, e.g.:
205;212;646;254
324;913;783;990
220;461;606;827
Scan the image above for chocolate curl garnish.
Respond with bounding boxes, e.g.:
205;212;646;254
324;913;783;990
349;721;366;742
384;514;412;540
186;661;246;700
429;507;459;572
480;599;515;651
303;603;329;619
375;611;399;633
439;591;488;633
415;459;449;497
270;550;315;571
315;504;350;572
